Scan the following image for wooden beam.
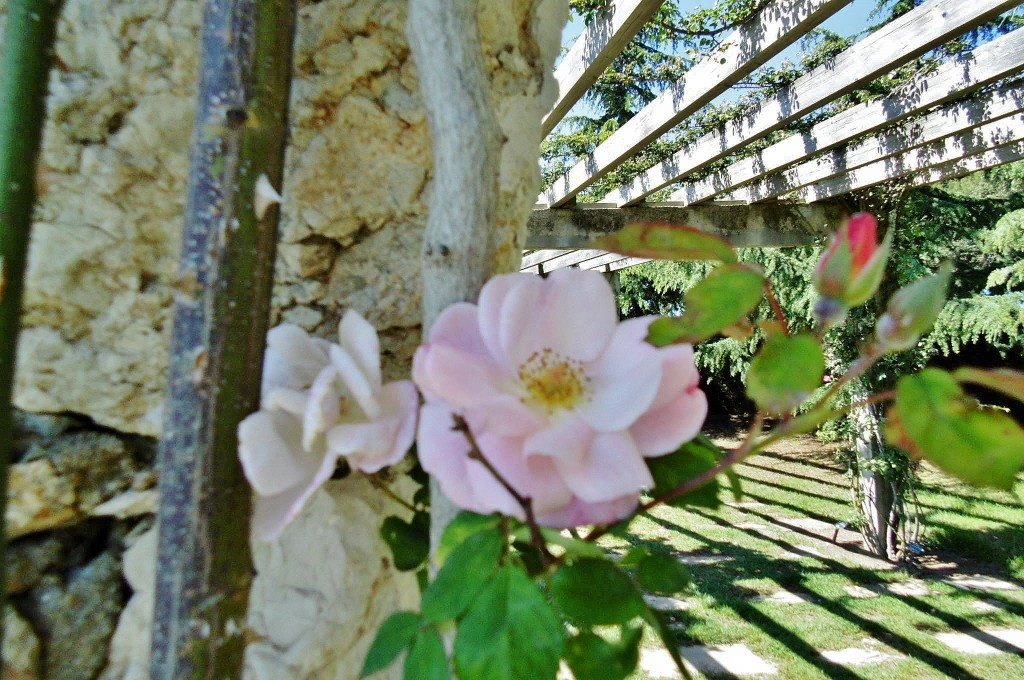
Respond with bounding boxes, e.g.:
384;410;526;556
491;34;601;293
606;0;1023;207
526;201;847;248
799;116;1024;202
541;0;851;207
522;248;606;269
741;85;1024;203
542;0;664;136
904;141;1024;188
672;27;1024;205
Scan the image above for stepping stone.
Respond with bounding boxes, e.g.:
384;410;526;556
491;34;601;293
751;590;813;605
677;554;732;565
971;599;1008;613
945;574;1021;592
935;629;1024;655
726;501;766;509
640;643;778;678
735;522;769;531
777;544;826;561
843;585;878;599
885;580;931;597
644;594;691;612
821;646;902;666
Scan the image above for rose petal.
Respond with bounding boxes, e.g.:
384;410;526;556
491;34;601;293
379;379;420;464
416;344;513;409
250;449;340;542
329;344;381;420
338;310;382;387
504;269;617;366
262;387;308;417
262;324;329;394
303;366;341;450
523;415;592;462
416;403;481;512
649;342;700;411
471;395;544;437
632;386;708;457
536;494;638;528
555;431;652;503
469;433;575;517
428;302;491;356
238;410;319;496
477;274;527;362
577;322;662;431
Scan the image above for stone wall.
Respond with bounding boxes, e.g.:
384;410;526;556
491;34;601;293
3;0;565;678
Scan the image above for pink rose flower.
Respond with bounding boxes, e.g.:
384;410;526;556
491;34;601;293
238;311;418;541
413;269;707;528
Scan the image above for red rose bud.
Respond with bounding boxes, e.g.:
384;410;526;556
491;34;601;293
813;213;892;307
876;263;953;353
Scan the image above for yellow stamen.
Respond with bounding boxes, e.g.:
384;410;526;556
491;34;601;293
518;348;591;414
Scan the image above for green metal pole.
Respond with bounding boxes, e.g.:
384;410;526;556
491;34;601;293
0;0;65;651
149;0;297;676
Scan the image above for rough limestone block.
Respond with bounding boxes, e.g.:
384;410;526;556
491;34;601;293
2;605;42;680
103;478;420;680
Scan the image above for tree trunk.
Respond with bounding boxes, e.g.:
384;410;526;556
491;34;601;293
853;397;895;558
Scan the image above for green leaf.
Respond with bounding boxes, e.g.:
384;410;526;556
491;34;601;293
437;511;502;563
550;558;646;626
953;367;1024;405
646;264;765;346
885;368;1024;490
637;553;691;595
617;546;651;567
564;627;642;680
538;527;607;559
644;608;692;679
361;610;421;677
422;526;504;622
404;628;449;680
746;333;825;413
454;566;563;680
380;515;429;572
593;222;737;263
646;441;722;508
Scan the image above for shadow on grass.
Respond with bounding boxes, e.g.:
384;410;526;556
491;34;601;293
735;472;850;507
632;511;989;680
741;459;851;491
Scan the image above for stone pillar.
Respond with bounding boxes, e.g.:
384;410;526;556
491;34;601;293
4;0;566;676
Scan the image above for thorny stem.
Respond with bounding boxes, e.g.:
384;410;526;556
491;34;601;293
763;280;790;335
451;415;554;565
369;476;420;514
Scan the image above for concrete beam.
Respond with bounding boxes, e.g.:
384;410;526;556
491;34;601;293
525;201;847;249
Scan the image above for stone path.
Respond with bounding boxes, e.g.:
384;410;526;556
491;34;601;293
625;469;1024;678
640;643;777;678
935;628;1024;655
820;643;904;666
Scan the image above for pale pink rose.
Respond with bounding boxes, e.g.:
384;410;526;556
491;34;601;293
238;311;418;541
413;269;707;528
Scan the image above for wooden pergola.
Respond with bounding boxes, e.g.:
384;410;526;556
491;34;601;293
525;0;1024;274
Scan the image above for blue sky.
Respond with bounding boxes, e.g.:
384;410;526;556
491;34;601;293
557;0;879;118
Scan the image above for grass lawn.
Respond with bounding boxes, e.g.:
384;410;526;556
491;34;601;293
608;432;1024;679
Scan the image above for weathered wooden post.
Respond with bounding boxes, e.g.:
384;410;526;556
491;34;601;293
406;0;510;553
149;0;297;676
0;0;66;648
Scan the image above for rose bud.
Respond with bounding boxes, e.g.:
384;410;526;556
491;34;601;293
813;212;892;309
